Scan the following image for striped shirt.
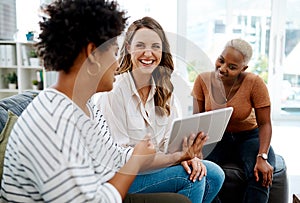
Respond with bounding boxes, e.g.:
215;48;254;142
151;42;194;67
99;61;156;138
0;89;133;202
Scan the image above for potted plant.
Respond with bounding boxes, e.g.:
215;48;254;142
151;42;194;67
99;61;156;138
3;72;18;89
32;79;38;90
26;31;35;41
29;49;40;66
29;49;37;57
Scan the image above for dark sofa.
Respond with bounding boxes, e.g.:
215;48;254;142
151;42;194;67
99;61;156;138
203;138;289;202
219;155;288;203
0;92;289;202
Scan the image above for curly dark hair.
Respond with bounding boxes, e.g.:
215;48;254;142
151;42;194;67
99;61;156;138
36;0;127;73
118;16;174;116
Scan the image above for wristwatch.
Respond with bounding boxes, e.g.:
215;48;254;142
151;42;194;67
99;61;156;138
257;153;268;160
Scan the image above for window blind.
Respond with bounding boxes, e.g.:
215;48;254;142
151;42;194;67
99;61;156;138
0;0;17;40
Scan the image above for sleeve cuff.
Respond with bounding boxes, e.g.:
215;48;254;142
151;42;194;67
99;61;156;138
125;147;133;163
105;183;122;203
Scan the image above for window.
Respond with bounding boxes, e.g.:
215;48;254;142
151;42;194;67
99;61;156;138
0;0;16;40
15;0;300;119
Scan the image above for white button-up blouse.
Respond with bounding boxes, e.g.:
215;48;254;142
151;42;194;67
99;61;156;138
96;72;178;152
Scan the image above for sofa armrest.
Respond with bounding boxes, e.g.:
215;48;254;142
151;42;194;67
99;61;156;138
0;91;39;132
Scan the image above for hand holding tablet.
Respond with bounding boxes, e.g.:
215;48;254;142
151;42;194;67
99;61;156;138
165;107;233;154
172;132;208;164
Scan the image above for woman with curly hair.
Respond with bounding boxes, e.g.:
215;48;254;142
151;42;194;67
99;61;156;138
97;16;225;203
0;1;206;203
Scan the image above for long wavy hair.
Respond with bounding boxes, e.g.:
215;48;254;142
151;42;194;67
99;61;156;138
117;16;174;116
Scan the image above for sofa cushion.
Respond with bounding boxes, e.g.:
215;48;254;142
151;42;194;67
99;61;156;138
0;110;18;182
268;154;288;203
0;91;38;132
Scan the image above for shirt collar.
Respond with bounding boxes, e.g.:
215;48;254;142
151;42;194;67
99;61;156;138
127;71;156;100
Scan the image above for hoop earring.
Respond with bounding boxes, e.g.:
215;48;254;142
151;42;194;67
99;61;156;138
87;61;101;76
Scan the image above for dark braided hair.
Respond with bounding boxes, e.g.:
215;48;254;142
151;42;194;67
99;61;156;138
36;0;127;73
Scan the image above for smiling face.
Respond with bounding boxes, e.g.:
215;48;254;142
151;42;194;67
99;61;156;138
127;28;162;75
215;46;248;81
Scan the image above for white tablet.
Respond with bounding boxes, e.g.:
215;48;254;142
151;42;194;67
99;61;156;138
165;107;233;154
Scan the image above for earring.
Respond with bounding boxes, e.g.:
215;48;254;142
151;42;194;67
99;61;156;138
87;61;101;76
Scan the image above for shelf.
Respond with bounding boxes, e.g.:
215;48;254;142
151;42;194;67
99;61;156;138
0;41;48;98
0;66;18;69
20;66;43;70
0;88;19;93
0;40;16;44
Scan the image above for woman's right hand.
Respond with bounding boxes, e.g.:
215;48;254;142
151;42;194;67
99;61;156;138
110;135;156;197
131;134;156;171
178;132;208;163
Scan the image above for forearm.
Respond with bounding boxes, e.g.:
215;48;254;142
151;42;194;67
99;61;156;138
255;106;272;154
258;123;272;153
146;151;182;170
108;157;141;199
109;137;157;199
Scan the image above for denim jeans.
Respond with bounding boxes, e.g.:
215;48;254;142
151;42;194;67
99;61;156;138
129;160;225;203
206;128;276;203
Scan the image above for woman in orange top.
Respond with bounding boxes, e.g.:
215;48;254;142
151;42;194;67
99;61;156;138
192;38;275;203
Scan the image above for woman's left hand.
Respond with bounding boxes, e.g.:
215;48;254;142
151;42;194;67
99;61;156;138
181;157;207;182
254;158;274;188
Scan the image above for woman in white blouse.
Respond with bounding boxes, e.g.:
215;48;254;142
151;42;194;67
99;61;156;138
97;16;225;203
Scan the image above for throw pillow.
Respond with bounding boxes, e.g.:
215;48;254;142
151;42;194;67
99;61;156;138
0;110;18;183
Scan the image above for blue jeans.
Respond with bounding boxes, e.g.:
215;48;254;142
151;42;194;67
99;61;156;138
129;160;225;203
206;128;276;203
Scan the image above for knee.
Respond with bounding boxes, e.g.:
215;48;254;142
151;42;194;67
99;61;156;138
212;168;225;187
203;160;225;186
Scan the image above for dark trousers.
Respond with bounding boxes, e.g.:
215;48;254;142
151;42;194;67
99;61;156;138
206;128;276;203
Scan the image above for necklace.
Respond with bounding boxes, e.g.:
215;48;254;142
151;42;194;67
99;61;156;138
218;77;238;102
